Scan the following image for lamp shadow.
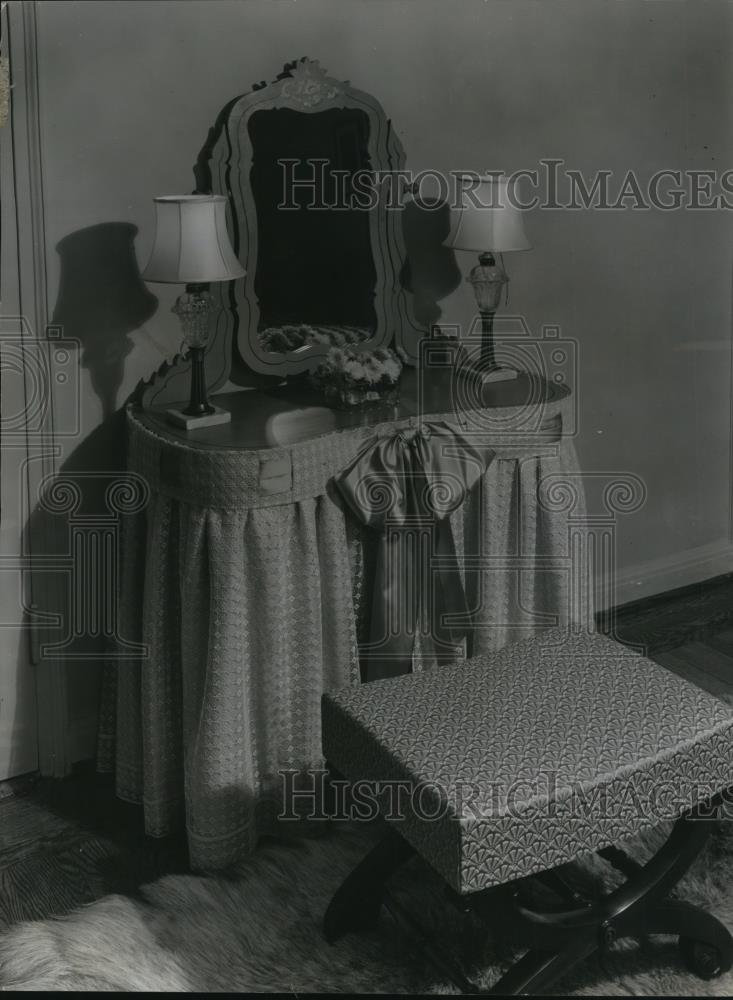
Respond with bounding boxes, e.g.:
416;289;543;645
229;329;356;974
52;223;158;420
16;224;157;776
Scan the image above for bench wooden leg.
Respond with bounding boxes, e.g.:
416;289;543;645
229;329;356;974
323;798;733;993
488;936;598;996
636;899;733;980
473;802;733;993
484;892;733;994
323;826;416;943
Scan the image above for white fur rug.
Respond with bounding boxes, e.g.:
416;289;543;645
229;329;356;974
2;821;733;993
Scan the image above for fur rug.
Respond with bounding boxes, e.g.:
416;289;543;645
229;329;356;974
2;821;733;993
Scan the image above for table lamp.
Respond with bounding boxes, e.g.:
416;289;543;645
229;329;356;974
142;195;245;429
445;174;530;378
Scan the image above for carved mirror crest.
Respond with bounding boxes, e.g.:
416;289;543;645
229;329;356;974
139;58;425;407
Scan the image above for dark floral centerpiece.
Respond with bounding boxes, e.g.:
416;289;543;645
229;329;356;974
309;346;404;409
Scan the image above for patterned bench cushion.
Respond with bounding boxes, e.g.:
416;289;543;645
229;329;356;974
322;629;733;894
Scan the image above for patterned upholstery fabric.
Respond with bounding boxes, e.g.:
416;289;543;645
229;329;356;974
322;629;733;893
98;393;589;870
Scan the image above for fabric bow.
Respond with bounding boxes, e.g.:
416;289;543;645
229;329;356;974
335;422;495;681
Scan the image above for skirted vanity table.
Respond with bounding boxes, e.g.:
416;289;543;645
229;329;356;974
110;370;587;869
100;59;591;869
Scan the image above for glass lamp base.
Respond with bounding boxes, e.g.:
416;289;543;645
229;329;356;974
173;290;216;348
170;290;227;428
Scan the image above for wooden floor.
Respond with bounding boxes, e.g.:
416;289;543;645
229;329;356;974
654;630;733;702
609;572;733;657
1;577;733;932
0;772;189;931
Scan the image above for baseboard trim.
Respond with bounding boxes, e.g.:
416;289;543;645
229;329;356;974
0;770;40;802
611;570;733;619
597;541;733;611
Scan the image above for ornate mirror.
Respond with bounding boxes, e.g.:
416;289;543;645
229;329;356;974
139;58;425;407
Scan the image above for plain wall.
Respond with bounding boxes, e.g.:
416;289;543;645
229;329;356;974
28;0;733;753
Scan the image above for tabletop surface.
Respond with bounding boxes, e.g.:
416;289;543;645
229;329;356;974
136;370;570;453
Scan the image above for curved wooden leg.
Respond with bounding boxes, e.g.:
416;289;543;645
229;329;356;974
640;899;733;980
475;806;729;992
488;933;598;996
323;827;416;943
324;796;731;993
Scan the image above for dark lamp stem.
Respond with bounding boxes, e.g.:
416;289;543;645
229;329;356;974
479;310;497;369
172;288;218;417
183;346;215;416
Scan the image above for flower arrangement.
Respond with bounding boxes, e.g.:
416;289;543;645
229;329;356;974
310;346;404;408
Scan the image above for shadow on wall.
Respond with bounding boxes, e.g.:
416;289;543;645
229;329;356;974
52;223;158;420
400;198;462;330
22;420;145;776
15;224;158;775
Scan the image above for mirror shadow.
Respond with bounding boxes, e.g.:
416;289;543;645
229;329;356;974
400;198;462;331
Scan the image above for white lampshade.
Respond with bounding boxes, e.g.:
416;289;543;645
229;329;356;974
142;195;245;283
446;175;531;253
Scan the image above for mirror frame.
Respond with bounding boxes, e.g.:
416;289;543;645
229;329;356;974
138;58;424;408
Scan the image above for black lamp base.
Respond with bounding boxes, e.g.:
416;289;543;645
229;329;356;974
461;309;517;382
184;346;215;416
182;401;216;417
165;343;231;430
479;309;498;369
166;405;231;430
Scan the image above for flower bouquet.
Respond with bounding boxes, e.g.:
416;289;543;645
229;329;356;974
309;346;403;409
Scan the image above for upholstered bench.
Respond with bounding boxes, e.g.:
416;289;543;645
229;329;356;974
322;628;733;994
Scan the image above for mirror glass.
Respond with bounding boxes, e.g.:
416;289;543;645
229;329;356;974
249;107;377;352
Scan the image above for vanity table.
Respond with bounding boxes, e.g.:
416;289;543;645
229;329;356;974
101;58;590;868
108;371;588;870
